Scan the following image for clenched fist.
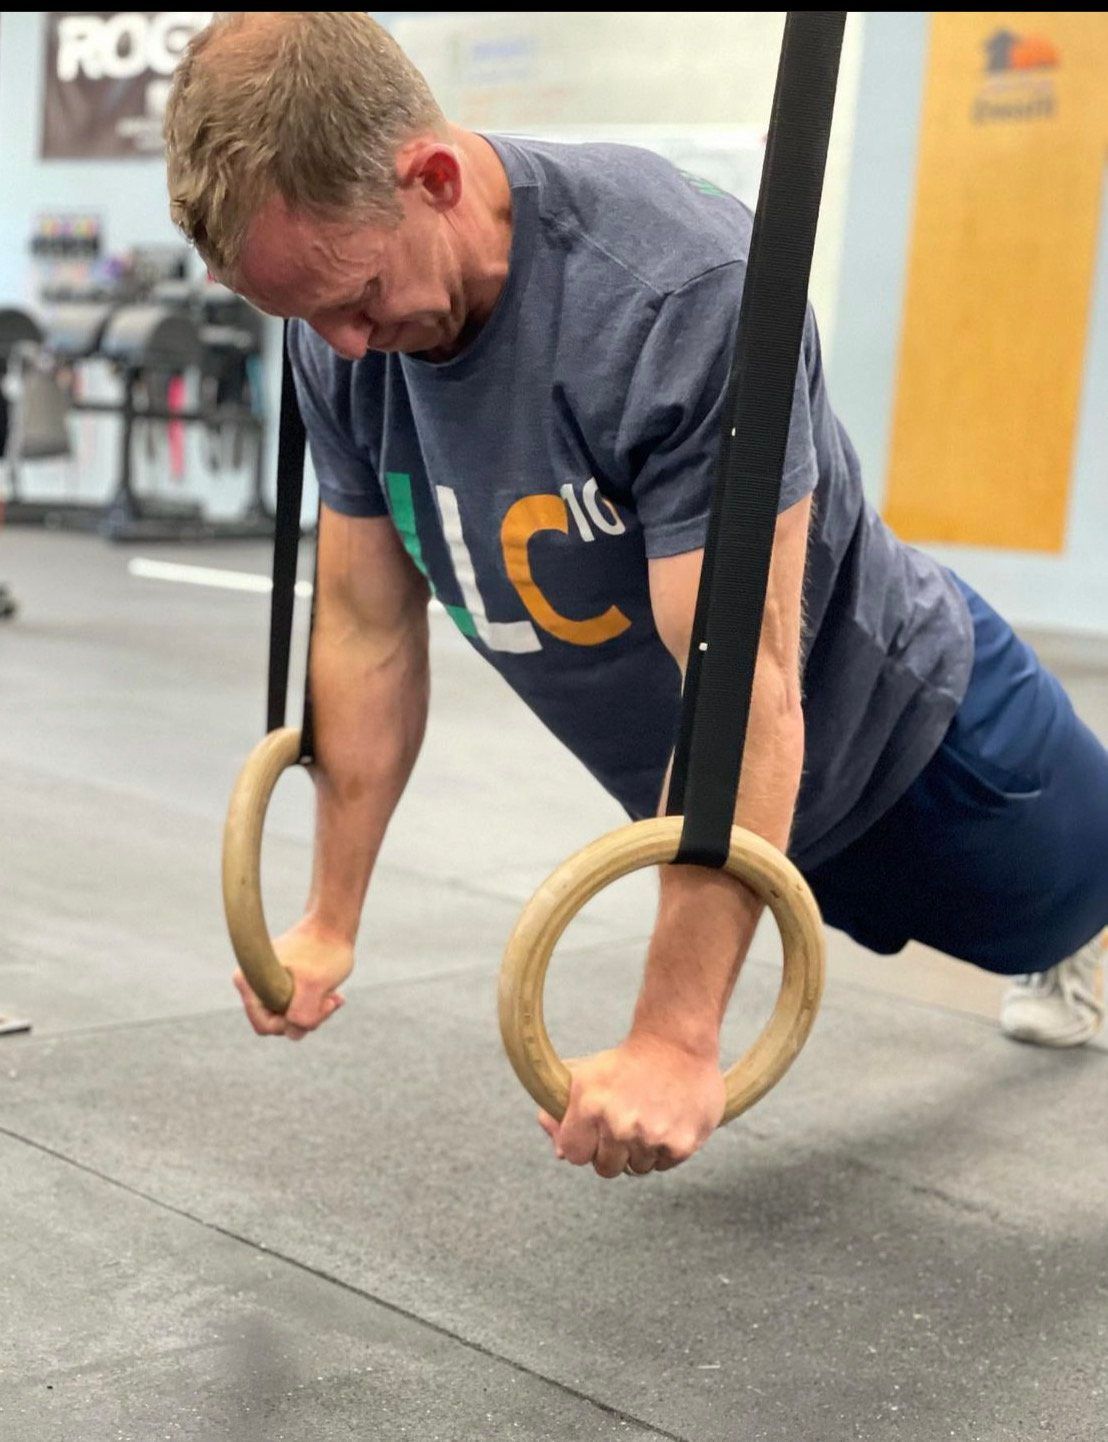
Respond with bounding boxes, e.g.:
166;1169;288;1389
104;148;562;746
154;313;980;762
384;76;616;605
233;919;353;1041
537;1033;726;1179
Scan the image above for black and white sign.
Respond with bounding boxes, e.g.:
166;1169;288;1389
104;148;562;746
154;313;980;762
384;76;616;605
41;11;211;160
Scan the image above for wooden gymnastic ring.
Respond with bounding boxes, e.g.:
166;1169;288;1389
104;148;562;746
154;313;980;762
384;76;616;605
221;726;303;1015
498;815;825;1126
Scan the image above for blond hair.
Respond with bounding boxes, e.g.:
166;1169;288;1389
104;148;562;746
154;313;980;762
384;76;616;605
164;12;446;277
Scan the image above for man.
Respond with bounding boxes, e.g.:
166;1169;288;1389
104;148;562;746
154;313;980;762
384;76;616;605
165;12;1107;1180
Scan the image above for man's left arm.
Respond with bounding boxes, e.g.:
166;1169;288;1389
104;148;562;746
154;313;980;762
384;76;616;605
538;494;810;1178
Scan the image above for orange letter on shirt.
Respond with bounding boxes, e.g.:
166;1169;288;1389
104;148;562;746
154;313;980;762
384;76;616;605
500;494;631;646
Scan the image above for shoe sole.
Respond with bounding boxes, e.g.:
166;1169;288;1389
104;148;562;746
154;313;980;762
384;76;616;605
1000;1019;1102;1048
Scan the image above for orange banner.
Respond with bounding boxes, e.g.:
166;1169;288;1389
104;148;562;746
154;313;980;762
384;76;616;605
885;13;1108;552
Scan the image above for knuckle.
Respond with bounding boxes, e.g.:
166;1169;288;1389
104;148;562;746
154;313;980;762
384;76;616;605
574;1099;603;1127
286;1003;320;1030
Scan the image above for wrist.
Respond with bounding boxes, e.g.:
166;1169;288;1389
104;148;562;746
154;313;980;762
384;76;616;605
627;1009;721;1064
299;906;358;949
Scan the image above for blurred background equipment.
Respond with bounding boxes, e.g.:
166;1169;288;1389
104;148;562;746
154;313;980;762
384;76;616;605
1;224;274;541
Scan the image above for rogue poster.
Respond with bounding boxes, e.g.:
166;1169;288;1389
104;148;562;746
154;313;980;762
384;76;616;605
40;11;211;160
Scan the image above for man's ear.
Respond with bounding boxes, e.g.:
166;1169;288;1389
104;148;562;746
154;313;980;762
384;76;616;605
396;140;462;212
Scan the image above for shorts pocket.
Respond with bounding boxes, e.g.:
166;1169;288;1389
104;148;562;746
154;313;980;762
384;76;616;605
935;734;1043;812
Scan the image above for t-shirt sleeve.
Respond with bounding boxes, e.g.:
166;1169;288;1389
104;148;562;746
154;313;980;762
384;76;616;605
616;263;820;559
287;321;389;519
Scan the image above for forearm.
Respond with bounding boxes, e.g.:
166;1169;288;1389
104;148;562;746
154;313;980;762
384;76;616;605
303;609;430;943
631;692;805;1059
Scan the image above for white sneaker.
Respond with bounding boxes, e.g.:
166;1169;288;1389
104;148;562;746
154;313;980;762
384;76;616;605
999;933;1106;1047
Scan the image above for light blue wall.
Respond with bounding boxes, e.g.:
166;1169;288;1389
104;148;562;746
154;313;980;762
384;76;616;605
828;12;930;505
0;11;193;304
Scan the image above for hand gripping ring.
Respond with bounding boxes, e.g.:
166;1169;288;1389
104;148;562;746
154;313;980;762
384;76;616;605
221;726;302;1015
498;816;825;1127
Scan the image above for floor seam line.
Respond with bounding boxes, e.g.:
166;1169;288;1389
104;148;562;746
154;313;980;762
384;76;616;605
0;1122;688;1441
0;957;505;1045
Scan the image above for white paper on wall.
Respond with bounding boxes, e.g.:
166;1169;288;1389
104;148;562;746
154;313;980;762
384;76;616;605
388;11;864;349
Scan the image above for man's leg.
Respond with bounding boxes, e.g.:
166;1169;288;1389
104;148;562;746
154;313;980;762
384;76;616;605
803;576;1108;1043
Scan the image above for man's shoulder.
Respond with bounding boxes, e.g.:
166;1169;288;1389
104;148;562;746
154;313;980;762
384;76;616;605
490;134;753;300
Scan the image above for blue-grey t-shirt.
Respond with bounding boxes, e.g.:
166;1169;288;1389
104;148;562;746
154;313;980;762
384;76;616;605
290;134;973;870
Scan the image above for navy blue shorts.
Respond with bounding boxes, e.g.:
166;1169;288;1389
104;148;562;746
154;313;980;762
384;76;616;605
803;576;1108;976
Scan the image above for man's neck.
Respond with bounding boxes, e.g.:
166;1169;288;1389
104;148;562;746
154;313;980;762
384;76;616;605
452;125;513;335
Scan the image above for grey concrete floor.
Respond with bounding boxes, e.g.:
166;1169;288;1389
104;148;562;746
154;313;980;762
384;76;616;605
1;527;1106;1442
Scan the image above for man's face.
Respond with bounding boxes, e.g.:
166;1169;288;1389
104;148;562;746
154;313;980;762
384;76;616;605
234;186;467;361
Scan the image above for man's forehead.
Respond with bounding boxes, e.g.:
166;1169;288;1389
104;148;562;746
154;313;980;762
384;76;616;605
236;231;307;307
237;203;383;311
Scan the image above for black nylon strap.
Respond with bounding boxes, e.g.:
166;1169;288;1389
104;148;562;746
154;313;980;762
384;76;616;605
299;536;318;763
667;11;845;868
266;322;314;762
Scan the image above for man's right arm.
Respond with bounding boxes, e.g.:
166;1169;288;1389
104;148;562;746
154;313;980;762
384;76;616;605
234;500;430;1039
304;501;431;942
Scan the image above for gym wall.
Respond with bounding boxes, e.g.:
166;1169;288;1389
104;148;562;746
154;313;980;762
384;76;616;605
2;11;1104;636
834;11;1108;639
